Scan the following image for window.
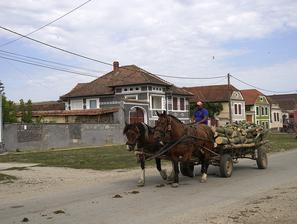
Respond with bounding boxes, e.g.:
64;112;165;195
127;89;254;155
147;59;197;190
180;98;185;111
173;97;178;110
125;95;138;100
277;113;280;122
234;103;242;115
256;107;259;115
261;107;264;116
274;112;276;122
151;96;162;109
70;100;83;110
265;107;268;115
89;100;97;109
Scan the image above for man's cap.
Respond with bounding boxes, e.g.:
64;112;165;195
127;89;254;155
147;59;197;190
197;101;203;106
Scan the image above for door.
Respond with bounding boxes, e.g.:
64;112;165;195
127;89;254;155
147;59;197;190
246;115;253;123
129;107;144;124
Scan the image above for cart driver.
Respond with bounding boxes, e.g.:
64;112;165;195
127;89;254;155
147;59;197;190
193;101;209;125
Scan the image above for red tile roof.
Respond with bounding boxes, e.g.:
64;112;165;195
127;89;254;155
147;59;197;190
268;94;297;110
32;101;65;111
240;89;266;105
183;84;239;103
31;108;119;117
61;64;191;99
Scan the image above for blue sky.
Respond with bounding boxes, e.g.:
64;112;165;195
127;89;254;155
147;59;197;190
0;0;297;102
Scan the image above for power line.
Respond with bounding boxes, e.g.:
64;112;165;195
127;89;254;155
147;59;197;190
0;49;106;74
0;0;92;48
0;26;230;80
0;25;113;66
0;55;98;78
231;75;297;94
155;73;226;79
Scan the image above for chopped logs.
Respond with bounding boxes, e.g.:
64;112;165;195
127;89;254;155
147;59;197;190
212;121;269;147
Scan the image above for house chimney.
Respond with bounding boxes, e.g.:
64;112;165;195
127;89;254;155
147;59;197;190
113;61;119;71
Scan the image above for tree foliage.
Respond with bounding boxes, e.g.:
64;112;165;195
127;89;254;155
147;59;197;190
190;102;223;118
2;95;17;123
19;99;33;123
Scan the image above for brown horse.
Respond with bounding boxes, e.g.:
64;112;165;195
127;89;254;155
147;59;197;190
154;111;215;187
123;122;171;186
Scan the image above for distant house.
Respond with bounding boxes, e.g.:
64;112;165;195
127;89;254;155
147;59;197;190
60;62;192;126
266;97;284;131
183;85;245;126
268;94;297;125
241;89;270;129
17;101;119;124
268;93;297;132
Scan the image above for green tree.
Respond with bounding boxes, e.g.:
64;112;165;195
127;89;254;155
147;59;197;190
190;102;223;118
19;99;33;123
2;96;17;123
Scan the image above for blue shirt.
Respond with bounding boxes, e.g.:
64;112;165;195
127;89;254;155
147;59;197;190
194;108;208;125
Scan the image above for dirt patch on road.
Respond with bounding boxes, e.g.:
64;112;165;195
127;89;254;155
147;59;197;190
208;181;297;224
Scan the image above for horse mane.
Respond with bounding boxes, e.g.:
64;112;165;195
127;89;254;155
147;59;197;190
167;114;184;125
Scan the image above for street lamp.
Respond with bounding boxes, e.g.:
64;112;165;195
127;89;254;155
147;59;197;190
0;81;4;152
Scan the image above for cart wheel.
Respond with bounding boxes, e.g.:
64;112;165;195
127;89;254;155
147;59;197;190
256;146;268;169
220;154;233;178
180;161;194;178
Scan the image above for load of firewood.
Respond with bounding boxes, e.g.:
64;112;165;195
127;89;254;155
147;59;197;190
212;121;269;147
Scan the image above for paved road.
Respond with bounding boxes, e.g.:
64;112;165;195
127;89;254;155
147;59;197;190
1;149;297;224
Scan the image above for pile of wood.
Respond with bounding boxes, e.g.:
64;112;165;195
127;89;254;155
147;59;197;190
212;121;269;147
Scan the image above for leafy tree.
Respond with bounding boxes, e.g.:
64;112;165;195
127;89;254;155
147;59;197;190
19;99;33;123
2;96;17;123
190;102;223;118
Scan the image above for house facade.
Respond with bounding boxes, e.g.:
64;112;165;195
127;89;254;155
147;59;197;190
241;89;270;129
60;62;192;126
268;93;297;125
184;85;246;126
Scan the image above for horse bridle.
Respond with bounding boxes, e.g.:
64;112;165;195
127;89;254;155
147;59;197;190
126;126;141;150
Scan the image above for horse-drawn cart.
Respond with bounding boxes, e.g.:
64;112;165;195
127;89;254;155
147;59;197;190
179;130;269;179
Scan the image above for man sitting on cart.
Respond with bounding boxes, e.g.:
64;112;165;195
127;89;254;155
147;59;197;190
193;101;209;125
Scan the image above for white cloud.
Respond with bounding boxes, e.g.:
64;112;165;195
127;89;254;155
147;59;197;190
0;0;297;101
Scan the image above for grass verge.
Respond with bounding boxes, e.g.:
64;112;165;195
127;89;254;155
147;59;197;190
267;133;297;152
0;133;295;170
0;145;155;170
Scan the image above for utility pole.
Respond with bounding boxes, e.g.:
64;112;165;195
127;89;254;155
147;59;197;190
227;73;232;123
0;81;4;152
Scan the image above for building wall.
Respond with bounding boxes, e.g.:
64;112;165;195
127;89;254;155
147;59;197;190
270;104;283;130
3;123;125;152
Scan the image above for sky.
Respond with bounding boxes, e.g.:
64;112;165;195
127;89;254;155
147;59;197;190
0;0;297;102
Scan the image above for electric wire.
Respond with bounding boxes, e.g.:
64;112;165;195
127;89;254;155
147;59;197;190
231;75;297;94
0;26;228;80
0;0;92;47
0;49;106;74
0;55;98;78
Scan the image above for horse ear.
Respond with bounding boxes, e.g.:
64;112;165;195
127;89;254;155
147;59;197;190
156;111;160;117
163;110;167;115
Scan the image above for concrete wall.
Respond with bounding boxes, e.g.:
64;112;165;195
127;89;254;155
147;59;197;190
3;123;126;152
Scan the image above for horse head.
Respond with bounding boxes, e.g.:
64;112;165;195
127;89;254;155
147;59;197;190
153;111;172;144
123;123;141;151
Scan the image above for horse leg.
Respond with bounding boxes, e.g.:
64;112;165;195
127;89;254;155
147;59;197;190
155;158;167;180
200;156;209;183
171;159;179;188
137;155;145;187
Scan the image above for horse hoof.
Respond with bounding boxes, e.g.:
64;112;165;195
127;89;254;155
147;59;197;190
137;180;145;187
171;183;179;188
200;173;207;183
160;169;167;180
